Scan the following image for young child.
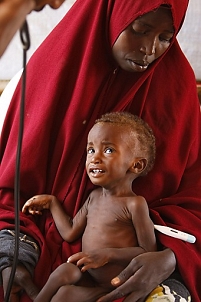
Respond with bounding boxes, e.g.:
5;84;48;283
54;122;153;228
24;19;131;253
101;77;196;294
22;111;157;302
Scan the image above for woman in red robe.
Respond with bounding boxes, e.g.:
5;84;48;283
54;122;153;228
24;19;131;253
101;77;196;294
0;0;201;301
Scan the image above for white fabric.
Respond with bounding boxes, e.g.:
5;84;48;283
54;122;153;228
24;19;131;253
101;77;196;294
177;0;201;80
0;69;22;135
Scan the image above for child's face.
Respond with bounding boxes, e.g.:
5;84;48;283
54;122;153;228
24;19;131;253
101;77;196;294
86;123;139;188
112;6;174;72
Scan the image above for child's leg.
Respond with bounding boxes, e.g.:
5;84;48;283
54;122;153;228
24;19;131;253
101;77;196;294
34;262;82;302
51;284;110;302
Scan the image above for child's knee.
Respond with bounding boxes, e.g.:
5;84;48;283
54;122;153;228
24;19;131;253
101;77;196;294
50;262;82;285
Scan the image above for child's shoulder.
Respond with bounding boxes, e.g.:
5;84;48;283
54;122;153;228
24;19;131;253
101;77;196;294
130;195;147;204
89;187;102;197
127;195;149;213
85;188;102;206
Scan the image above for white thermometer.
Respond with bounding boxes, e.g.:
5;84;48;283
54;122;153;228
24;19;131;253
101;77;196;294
154;225;196;243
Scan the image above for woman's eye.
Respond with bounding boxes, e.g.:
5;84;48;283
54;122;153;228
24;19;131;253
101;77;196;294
131;21;147;35
131;27;146;36
159;36;172;43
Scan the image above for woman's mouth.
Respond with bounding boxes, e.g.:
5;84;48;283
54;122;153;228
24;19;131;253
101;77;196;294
127;59;149;72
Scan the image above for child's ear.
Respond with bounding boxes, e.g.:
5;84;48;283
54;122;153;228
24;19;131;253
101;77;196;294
129;158;147;174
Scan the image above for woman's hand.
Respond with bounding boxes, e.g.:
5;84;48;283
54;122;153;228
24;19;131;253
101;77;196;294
96;249;176;302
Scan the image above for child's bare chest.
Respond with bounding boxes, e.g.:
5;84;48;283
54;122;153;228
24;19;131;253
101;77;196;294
82;197;137;251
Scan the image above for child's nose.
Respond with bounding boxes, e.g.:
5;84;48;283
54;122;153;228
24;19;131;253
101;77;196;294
91;153;102;164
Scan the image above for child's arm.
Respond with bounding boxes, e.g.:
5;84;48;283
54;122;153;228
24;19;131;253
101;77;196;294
68;246;147;272
129;196;157;252
22;194;88;242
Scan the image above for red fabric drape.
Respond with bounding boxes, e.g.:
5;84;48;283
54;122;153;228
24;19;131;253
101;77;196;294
1;0;201;301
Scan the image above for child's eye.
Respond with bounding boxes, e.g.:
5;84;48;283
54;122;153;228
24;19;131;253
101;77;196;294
105;148;113;154
87;148;95;154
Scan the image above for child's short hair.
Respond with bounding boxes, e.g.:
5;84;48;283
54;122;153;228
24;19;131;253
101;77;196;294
95;112;156;176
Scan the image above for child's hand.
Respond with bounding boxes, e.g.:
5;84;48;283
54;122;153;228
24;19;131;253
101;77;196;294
68;249;109;272
22;194;54;215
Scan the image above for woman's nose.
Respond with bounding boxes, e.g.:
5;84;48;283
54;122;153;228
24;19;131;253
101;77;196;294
140;37;157;56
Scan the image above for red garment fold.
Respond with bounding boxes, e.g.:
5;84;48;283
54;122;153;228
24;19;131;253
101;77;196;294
0;0;201;301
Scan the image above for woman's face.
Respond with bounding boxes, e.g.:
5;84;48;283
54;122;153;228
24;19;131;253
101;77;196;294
112;6;174;72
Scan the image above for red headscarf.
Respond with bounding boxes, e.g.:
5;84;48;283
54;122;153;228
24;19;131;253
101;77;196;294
1;0;201;301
